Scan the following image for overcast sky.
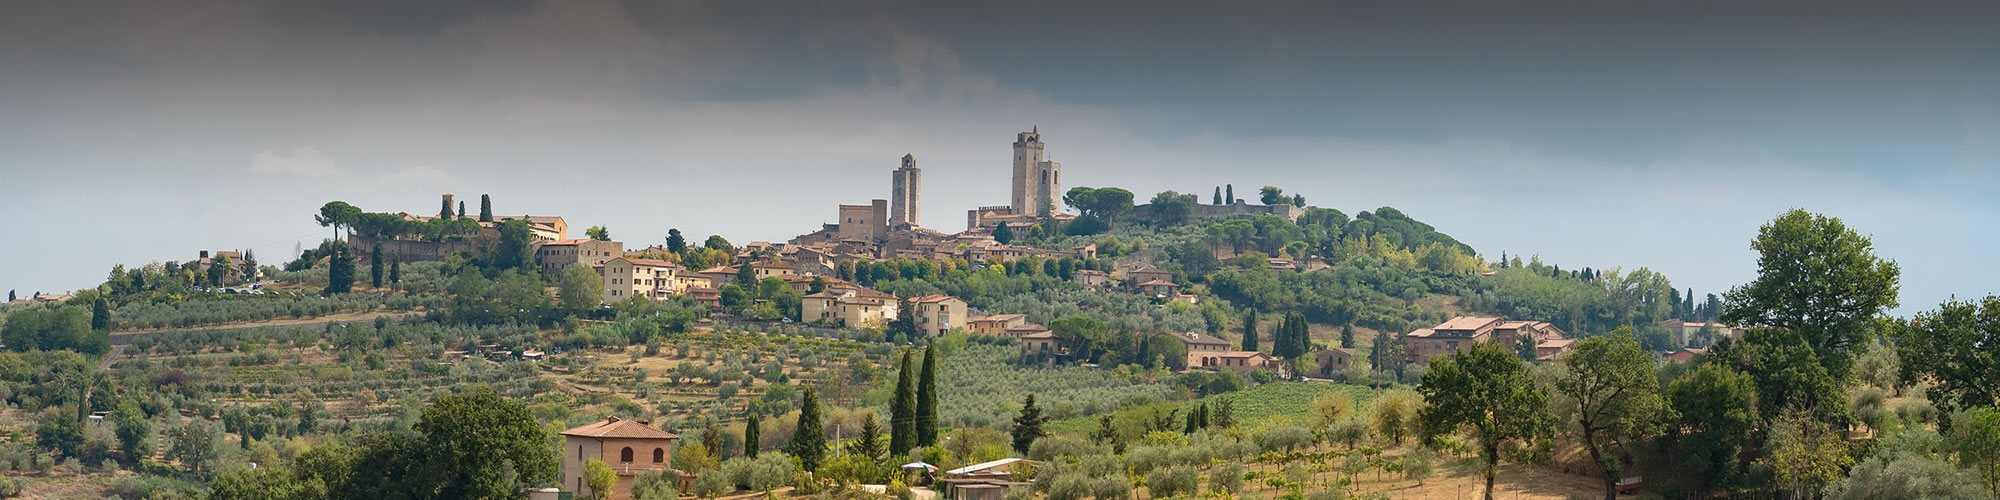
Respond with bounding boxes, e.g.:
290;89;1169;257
3;0;1996;314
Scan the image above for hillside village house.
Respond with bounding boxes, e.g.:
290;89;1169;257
1072;269;1109;287
494;215;569;241
967;313;1028;335
1658;319;1747;347
600;257;681;301
1207;351;1279;373
909;295;968;337
1315;347;1358;378
1405;316;1574;365
560;417;679;500
1020;330;1064;362
802;285;898;327
535;239;624;276
703;261;798;281
1164;331;1234;369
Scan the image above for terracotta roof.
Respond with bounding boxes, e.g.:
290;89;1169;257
1019;330;1057;339
1217;351;1273;359
560;417;679;440
910;294;961;304
1404;328;1437;338
615;258;680;268
1435;316;1503;331
1136;279;1179;287
1074;270;1107;276
539;239;592;246
1006;323;1050;333
973;314;1026;323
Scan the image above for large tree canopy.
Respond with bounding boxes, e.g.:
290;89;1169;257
1895;295;2000;413
1419;342;1551;500
1722;209;1900;380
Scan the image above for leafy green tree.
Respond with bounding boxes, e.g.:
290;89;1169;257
414;387;558;498
491;219;537;272
583;459;616;500
1258;186;1284;205
478;194;492;222
316;201;362;240
586;225;611;241
1292;193;1306;206
1895;295;2000;413
992;222;1014;244
1763;406;1854;498
1951;407;2000;497
631;469;680;500
1062;187;1136;227
890;350;917;455
1827;451;1988;500
559;264;604;312
1555;329;1667;500
702;235;732;253
35;406;83;460
168;419;222;480
90;297;110;331
666;228;686;253
370;244;384;289
1722;209;1901;380
1418;342;1552;500
1715;328;1848;424
1011;394;1048;454
743;413;760;458
1371;388;1422;445
210;466;328;499
1666;363;1758;496
111;402;151;464
916;344;939;446
1146;191;1194;226
786;389;826;471
1240;309;1259;352
324;241;354;294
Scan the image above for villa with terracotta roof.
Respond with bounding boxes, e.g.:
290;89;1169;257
802;285;898;328
1164;331;1235;370
908;294;968;337
1406;316;1574;365
560;416;679;500
967;313;1028;335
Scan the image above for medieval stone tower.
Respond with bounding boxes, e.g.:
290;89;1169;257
891;154;921;227
1010;127;1062;216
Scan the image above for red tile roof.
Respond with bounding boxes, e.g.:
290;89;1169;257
560;417;679;440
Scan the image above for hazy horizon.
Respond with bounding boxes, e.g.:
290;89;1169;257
3;0;1997;314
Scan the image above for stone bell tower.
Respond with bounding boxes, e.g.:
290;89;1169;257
1010;127;1061;216
891;154;921;227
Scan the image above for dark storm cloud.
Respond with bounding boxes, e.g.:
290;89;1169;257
0;0;1994;313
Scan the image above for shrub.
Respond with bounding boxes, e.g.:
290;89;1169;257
1145;465;1198;498
1209;461;1245;494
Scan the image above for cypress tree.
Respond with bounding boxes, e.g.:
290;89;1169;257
439;197;453;220
1225;184;1235;204
478;194;493;222
91;298;111;331
389;258;401;287
786;389;825;471
1197;402;1210;429
1011;395;1047;454
6;290;13;303
1341;323;1355;349
324;242;354;295
370;244;384;289
890;350;917;455
1183;408;1199;434
735;262;756;287
1241;309;1259;352
915;344;939;446
992;223;1014;244
457;200;465;218
743;413;760;458
1213;187;1223;205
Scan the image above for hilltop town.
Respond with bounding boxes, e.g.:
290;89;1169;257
0;129;1986;500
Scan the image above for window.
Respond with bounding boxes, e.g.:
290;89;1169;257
653;448;665;463
621;447;634;463
578;446;583;460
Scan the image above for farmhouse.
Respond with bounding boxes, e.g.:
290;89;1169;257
560;417;679;500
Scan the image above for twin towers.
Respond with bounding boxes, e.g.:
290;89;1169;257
888;128;1064;229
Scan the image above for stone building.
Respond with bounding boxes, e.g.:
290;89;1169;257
837;200;890;243
891;154;921;227
560;417;678;500
535;239;624;276
909;294;968;337
1010;128;1062;217
600;257;681;302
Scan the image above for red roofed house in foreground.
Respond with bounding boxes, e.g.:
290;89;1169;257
561;416;680;500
